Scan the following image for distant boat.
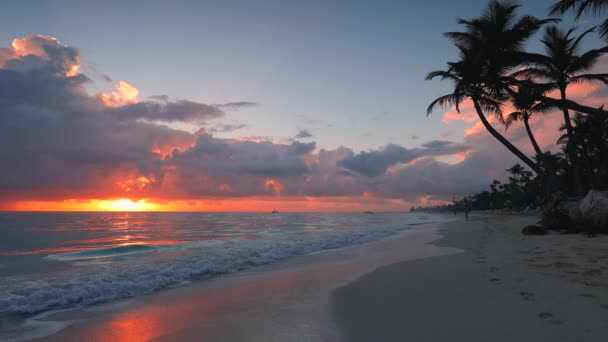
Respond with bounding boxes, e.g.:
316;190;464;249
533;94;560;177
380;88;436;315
363;211;375;214
271;209;280;213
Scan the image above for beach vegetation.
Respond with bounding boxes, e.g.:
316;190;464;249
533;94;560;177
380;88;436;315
421;0;608;224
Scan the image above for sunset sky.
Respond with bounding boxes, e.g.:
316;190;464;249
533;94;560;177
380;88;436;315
0;0;605;211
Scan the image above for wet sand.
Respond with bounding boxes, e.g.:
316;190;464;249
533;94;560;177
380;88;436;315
332;214;608;342
19;219;457;341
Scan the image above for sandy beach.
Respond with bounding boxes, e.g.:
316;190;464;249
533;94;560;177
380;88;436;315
332;213;608;342
8;213;606;341
16;218;456;342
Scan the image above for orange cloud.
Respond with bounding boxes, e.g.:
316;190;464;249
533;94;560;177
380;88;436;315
2;196;418;213
117;176;153;192
464;119;487;137
442;100;477;123
101;81;140;107
565;82;602;99
1;35;81;77
264;178;283;195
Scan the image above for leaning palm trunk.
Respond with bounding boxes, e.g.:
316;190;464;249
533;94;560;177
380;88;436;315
472;98;543;176
523;116;543;157
559;87;585;195
543;96;608;116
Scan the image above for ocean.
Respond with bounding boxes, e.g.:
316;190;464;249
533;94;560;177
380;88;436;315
0;211;444;330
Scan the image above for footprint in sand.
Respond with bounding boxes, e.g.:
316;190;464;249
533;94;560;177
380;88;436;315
538;312;553;319
583;269;602;277
555;261;575;268
489;266;499;273
584;280;600;287
520;291;535;301
489;277;500;283
579;293;596;298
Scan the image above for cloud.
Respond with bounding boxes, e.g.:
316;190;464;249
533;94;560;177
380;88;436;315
208;123;248;133
0;35;80;77
100;80;139;107
338;141;470;177
213;101;257;110
442;100;478;123
295;128;314;139
164;135;316;197
0;35;228;201
112;100;224;123
4;34;605;209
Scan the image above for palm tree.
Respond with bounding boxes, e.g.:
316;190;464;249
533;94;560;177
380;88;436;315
427;1;554;176
504;82;554;158
550;0;608;40
514;25;608;193
558;111;608;189
427;47;542;175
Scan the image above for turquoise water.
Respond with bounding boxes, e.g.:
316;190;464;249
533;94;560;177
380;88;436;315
0;212;444;327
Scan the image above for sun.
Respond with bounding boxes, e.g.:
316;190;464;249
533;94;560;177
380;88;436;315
99;199;156;212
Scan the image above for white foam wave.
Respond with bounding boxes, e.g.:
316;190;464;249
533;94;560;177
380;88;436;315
0;220;440;318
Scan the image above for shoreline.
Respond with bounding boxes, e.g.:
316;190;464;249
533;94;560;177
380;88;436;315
8;217;456;341
331;213;608;341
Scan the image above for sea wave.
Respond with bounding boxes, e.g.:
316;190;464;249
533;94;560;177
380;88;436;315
44;244;159;261
0;220;440;319
44;239;225;261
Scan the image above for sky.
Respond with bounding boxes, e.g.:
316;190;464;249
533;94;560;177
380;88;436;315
0;0;606;211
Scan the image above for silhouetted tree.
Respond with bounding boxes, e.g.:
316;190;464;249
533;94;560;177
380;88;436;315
427;1;555;176
504;82;555;158
550;0;608;40
513;25;608;193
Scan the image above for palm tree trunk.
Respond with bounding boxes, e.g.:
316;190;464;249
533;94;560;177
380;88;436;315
523;115;543;158
560;87;584;195
523;114;560;194
472;98;543;176
540;95;608;116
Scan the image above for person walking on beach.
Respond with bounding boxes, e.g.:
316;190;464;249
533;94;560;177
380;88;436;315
464;199;471;221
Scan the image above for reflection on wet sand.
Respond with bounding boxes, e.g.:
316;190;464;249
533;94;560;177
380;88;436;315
45;228;445;341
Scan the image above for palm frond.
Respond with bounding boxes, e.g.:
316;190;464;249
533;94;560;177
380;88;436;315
571;26;596;54
567;46;608;73
600;19;608;40
570;73;608;84
426;70;459;82
549;0;580;15
504;111;524;130
511;67;554;80
426;93;463;116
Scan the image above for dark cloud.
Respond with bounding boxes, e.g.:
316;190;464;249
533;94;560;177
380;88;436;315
0;34;528;207
213;101;257;110
112;100;224;123
338;141;469;177
0;35;80;77
165;135;315;196
103;74;112;82
295;128;313;139
208;123;248;133
0;35;224;200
